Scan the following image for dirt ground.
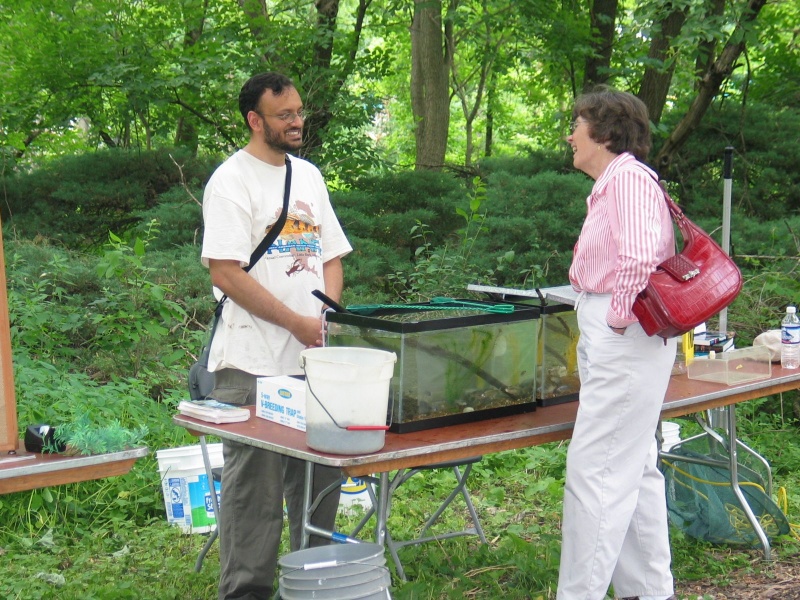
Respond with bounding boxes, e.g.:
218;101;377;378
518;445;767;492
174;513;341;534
678;553;800;599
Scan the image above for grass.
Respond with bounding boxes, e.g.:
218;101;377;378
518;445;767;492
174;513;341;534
1;233;798;599
2;437;799;600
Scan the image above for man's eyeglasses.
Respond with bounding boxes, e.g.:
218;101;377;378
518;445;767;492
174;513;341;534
258;109;306;123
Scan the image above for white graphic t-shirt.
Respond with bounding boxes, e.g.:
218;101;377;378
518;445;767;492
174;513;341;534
201;150;352;376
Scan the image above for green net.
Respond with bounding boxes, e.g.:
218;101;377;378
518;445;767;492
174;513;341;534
661;436;790;545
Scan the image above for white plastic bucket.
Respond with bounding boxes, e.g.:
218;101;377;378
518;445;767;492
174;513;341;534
299;347;397;454
156;443;223;534
661;421;681;451
279;543;391;599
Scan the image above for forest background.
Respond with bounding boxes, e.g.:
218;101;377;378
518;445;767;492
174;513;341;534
1;0;800;598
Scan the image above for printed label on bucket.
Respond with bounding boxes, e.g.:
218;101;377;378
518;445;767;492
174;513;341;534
340;477;371;510
162;476;192;531
188;474;221;529
168;477;186;519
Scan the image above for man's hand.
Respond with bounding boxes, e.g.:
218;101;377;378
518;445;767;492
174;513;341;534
291;314;325;347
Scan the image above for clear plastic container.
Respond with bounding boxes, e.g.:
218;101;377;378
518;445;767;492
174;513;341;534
687;346;772;385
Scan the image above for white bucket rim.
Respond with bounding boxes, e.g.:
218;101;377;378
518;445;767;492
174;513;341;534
299;347;397;369
155;442;223;457
279;543;385;569
279;559;387;581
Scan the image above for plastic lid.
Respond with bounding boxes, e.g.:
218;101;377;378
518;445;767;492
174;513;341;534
788;306;797;314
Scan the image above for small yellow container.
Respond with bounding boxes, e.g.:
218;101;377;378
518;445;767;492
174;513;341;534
682;330;695;365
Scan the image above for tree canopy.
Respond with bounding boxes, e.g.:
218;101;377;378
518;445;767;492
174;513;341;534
1;0;798;185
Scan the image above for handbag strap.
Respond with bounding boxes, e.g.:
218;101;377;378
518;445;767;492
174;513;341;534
657;179;700;253
209;155;293;333
658;180;685;222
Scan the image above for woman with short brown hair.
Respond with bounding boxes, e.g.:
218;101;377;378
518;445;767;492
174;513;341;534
558;86;677;600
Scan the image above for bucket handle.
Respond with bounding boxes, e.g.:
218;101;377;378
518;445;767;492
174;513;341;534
302;367;390;431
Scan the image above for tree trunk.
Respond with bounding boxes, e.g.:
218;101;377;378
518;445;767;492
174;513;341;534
638;4;688;125
484;72;495;158
234;0;370;160
174;0;207;155
300;0;341;158
448;0;503;168
238;0;270;52
174;118;198;155
301;0;370;159
237;0;287;69
655;0;767;174
411;0;451;170
583;0;618;91
695;0;726;88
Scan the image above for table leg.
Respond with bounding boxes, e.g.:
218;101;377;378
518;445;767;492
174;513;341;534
194;436;223;572
300;466;361;546
725;405;771;560
199;436;221;525
301;461;313;549
661;407;773;561
375;472;389;545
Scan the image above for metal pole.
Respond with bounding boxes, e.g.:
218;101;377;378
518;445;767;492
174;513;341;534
709;148;735;435
720;147;733;335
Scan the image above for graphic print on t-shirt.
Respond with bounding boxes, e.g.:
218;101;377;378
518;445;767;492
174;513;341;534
263;201;321;278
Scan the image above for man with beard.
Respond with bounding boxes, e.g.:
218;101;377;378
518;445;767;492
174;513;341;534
201;72;352;600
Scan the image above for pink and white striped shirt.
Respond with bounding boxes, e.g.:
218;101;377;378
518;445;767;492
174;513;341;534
569;152;675;328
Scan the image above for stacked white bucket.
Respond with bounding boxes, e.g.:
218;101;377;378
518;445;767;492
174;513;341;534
661;421;681;451
156;443;224;534
278;543;391;600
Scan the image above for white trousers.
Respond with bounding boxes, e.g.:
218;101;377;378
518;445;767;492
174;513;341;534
557;293;677;600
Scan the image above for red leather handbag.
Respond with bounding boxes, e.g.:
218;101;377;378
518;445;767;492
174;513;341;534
632;182;743;339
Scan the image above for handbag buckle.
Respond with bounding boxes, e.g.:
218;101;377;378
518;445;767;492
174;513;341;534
682;268;700;281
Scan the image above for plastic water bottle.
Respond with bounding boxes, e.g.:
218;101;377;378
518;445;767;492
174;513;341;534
781;306;800;369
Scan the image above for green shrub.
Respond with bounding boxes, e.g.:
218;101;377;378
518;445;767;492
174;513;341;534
339;235;404;305
1;148;218;248
338;166;592;297
333;170;467;260
5;229;190;393
478;151;573;178
658;102;800;219
133;186;205;250
477;170;591;287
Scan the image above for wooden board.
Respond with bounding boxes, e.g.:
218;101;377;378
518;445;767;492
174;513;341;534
0;446;149;494
0;223;18;453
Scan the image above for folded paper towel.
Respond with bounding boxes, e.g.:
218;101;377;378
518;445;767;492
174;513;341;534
753;329;782;362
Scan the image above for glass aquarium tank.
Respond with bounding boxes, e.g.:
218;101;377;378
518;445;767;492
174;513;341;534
324;299;540;433
466;286;580;406
534;302;580;405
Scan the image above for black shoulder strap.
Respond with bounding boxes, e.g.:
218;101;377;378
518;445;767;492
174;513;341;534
243;155;292;273
212;155;293;319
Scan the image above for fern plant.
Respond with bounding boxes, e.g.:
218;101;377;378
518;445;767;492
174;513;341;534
50;416;149;456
